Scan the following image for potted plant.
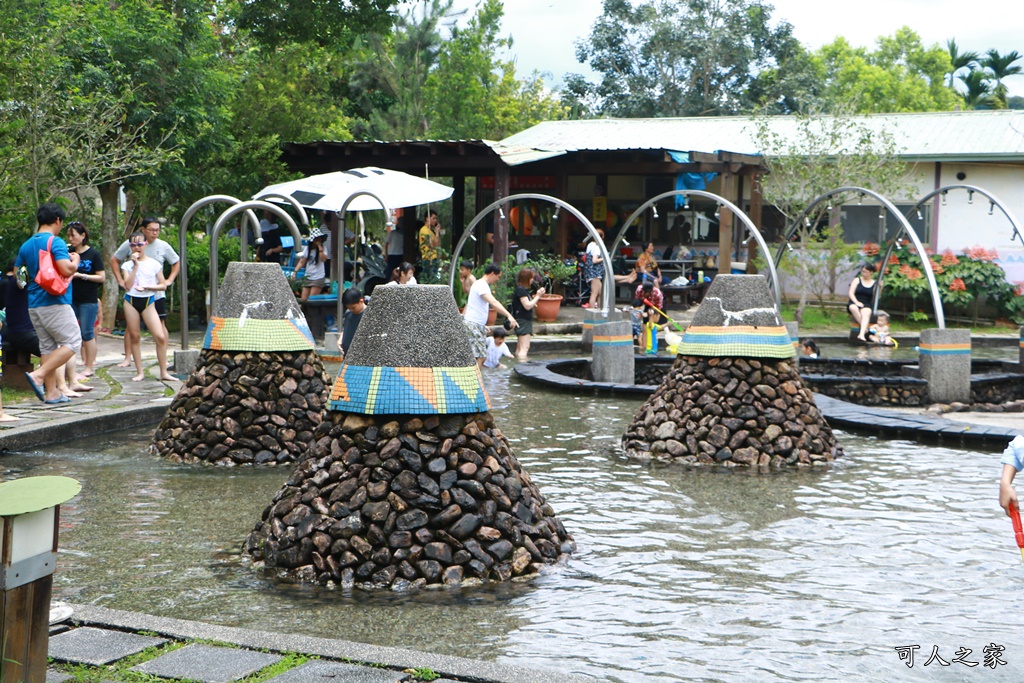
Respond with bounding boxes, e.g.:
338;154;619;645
524;254;577;322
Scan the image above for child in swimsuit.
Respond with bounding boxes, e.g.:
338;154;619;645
121;232;173;382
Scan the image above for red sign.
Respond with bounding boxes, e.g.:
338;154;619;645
479;175;557;190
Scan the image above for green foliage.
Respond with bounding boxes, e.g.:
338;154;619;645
422;0;565;138
408;667;441;682
981;49;1023;109
233;0;395;50
349;0;452;139
813;27;957;112
752;103;909;321
883;245;1016;324
571;0;804;117
523;252;577;291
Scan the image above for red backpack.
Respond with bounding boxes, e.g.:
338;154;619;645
35;235;71;296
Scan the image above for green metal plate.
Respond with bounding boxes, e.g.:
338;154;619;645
0;476;81;516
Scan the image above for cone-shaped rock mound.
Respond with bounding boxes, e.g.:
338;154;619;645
244;285;574;589
622;275;843;467
152;263;330;465
244;411;574;589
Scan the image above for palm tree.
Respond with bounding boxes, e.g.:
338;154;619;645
959;67;994;109
946;38;980;89
982;49;1023;108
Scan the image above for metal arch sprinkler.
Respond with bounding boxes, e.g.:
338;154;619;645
899;184;1024;250
252;192;311;232
334;190;392;330
177;195;262;353
448;193;614;315
775;186;945;329
209;201;303;312
608;189;783;312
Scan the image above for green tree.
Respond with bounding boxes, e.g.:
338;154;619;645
946;38;979;89
981;49;1023;108
422;0;564;139
814;28;957;112
571;0;801;117
751;103;911;322
350;0;455;139
232;0;396;49
959;68;995;109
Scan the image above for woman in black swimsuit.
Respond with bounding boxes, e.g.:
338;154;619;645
848;263;877;342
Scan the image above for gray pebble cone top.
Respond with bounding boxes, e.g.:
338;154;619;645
213;262;306;321
344;285;476;368
690;274;783;328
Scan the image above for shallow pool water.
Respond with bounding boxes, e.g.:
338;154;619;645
815;340;1016;363
3;366;1023;682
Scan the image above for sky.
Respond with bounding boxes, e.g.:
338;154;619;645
450;0;1024;98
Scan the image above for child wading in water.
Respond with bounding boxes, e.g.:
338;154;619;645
121;232;173;382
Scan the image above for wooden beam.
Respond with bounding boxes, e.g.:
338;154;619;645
718;170;736;274
493;165;510;264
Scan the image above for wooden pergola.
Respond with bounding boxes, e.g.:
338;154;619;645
281;139;766;266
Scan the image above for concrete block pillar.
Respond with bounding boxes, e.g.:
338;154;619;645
172;350;200;377
582;309;623;352
785;322;799;367
919;328;971;403
592;320;635;385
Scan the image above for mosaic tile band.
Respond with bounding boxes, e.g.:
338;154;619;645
329;365;490;415
203;316;315;351
919;343;971;355
593;335;634;347
680;325;796;359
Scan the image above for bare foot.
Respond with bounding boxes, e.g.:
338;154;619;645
158;374;176;381
131;374;145;382
857;335;867;342
117;360;131;368
69;384;93;392
0;413;20;422
62;390;82;398
83;370;94;377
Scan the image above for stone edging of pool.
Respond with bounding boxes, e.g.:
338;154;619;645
514;357;1021;449
0;399;172;452
61;604;591;683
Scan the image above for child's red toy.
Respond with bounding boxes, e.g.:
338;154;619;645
1010;502;1024;565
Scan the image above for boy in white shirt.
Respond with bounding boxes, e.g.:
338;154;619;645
483;328;514;368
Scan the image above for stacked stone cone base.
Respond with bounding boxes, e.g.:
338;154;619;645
152;349;330;466
622;355;843;467
244;411;575;591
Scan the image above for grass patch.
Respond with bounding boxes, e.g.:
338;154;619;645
1;384;37;406
95;365;121;400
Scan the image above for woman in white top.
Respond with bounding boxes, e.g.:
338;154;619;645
121;232;172;382
292;227;328;302
583;228;606;309
385;261;418;286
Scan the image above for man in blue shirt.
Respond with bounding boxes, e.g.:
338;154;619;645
15;203;82;403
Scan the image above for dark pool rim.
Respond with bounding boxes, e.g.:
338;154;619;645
514;356;1023;450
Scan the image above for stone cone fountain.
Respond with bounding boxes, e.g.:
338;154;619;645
622;275;843;467
152;262;331;466
244;285;575;590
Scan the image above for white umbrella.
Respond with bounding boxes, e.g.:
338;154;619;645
255;167;453;213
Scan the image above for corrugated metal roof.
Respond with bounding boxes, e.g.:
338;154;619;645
500;111;1024;162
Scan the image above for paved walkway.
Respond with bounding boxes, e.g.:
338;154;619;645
0;332;183;450
43;604;583;683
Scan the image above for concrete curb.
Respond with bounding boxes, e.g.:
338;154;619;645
66;604;597;683
0;401;170;452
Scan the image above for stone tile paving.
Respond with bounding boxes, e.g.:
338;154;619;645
265;659;410;682
130;643;281;682
46;672;72;683
48;626;168;666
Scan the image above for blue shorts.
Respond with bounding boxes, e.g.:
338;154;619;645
72;301;98;341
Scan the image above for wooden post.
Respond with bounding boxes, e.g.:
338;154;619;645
746;170;764;273
493;165;510;264
450;175;466;252
717;170;736;273
1;477;80;683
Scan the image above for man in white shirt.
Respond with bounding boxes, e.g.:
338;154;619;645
463;263;517;368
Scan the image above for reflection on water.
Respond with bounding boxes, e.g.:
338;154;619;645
4;366;1024;681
